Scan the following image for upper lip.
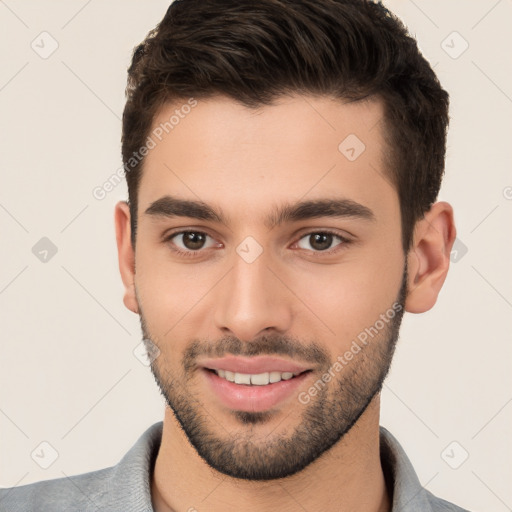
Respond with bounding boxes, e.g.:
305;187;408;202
200;356;311;375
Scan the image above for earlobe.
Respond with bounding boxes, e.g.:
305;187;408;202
405;201;456;314
114;201;139;315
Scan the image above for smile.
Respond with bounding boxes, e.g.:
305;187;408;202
209;368;306;386
203;367;313;412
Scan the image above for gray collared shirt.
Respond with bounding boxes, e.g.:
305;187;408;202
0;422;470;511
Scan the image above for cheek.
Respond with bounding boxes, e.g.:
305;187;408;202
134;250;202;342
288;252;403;353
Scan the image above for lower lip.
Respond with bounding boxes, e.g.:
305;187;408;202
202;368;311;413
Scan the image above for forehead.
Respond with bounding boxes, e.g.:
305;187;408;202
138;94;395;224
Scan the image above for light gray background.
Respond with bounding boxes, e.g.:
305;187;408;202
1;1;511;510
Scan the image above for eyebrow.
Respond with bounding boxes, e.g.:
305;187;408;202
144;195;376;229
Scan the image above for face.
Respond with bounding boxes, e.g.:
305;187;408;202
132;94;407;480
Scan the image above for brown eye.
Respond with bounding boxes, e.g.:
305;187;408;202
167;231;217;253
181;231;207;250
296;232;347;252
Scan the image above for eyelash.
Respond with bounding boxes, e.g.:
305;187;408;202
163;229;352;259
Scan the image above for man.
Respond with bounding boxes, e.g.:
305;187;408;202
0;0;470;510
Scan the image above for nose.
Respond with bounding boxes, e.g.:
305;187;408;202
213;248;293;342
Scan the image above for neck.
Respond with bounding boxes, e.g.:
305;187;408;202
151;395;390;512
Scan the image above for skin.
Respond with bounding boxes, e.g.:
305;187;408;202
115;94;456;512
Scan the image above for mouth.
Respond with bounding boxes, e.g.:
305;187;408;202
201;365;313;412
198;355;315;412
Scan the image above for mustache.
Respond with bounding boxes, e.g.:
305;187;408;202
183;333;331;372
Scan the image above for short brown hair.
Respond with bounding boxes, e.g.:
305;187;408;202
122;0;449;253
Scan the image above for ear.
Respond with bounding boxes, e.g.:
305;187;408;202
114;201;139;314
405;201;456;313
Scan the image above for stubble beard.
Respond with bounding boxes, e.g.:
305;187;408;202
139;265;407;481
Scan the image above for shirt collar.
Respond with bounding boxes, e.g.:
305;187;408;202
380;426;435;511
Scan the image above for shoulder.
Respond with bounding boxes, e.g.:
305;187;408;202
0;421;162;512
0;466;116;511
424;489;472;512
379;426;473;512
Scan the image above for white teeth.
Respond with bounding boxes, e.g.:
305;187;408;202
269;371;282;383
234;372;251;385
213;369;302;385
250;372;270;385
